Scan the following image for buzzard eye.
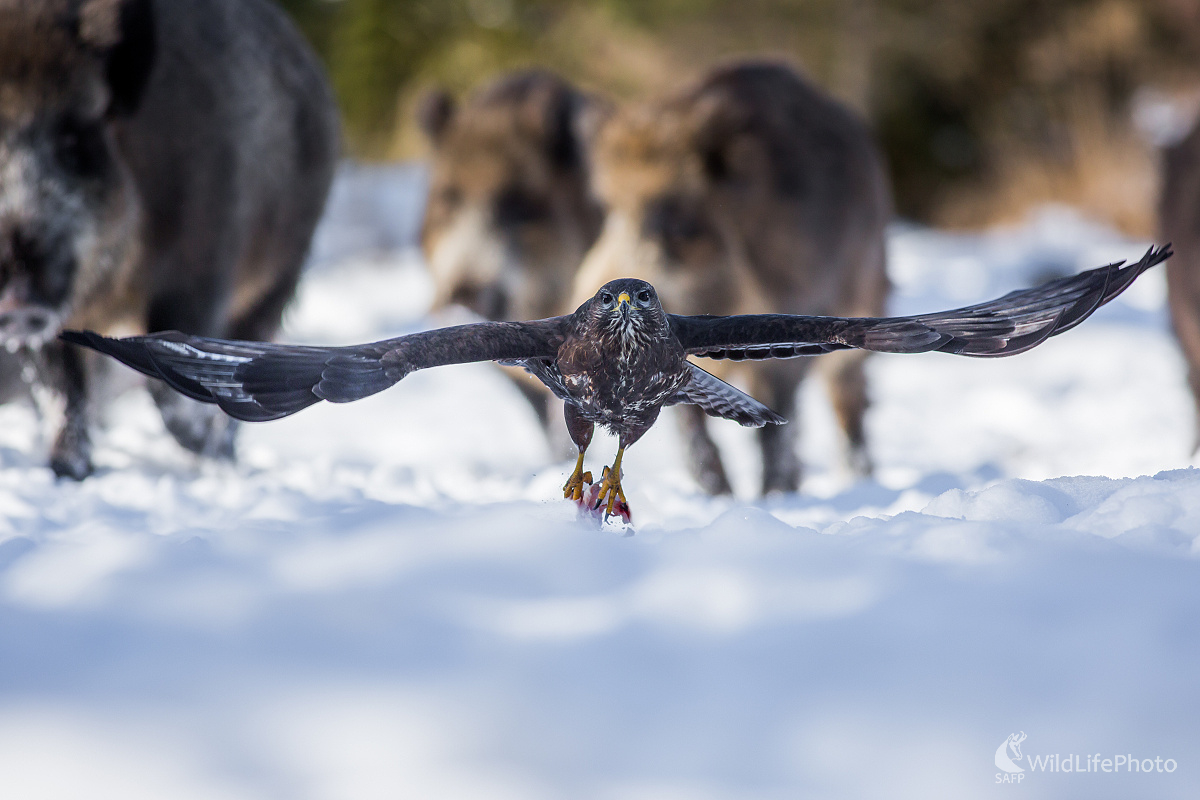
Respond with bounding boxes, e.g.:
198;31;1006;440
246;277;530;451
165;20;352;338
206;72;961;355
600;292;614;305
637;290;651;303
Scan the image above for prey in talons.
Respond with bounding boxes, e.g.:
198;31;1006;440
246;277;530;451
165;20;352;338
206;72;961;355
592;462;631;523
62;246;1170;521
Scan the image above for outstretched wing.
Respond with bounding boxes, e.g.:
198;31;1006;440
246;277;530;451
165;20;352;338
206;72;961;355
667;363;787;427
671;245;1170;361
61;318;570;422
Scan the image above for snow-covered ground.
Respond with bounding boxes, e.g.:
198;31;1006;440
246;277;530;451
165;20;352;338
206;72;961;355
1;171;1198;798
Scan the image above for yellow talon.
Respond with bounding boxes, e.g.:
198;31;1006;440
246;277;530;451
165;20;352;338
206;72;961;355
563;451;592;501
593;447;627;518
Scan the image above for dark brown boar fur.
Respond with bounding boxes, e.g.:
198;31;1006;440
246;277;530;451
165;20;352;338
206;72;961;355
572;60;891;494
0;0;339;478
1161;124;1200;453
419;70;603;428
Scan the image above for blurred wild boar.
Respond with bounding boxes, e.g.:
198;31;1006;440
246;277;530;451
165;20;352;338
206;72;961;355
1161;124;1200;453
419;70;603;426
572;61;891;494
0;0;338;478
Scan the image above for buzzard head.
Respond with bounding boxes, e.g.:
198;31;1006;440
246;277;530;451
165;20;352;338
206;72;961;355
586;278;668;343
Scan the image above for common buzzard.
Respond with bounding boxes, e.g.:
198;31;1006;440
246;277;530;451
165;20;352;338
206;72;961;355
62;245;1170;521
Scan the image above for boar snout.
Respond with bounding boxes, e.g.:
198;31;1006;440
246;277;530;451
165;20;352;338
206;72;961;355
0;225;76;313
0;307;62;351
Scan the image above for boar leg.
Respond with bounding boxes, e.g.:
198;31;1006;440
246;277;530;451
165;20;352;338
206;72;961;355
1178;338;1200;454
0;352;29;404
1167;259;1200;454
494;364;576;457
509;372;553;428
42;341;92;480
146;354;236;461
1186;367;1200;455
146;249;305;461
677;404;733;495
225;265;304;343
820;349;873;477
753;362;805;495
146;282;248;461
509;374;576;457
148;383;236;460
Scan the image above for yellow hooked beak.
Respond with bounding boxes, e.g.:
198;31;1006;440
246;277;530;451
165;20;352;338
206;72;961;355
617;292;631;307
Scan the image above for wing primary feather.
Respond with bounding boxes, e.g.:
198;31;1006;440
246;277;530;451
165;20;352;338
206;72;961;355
60;317;569;422
673;244;1170;360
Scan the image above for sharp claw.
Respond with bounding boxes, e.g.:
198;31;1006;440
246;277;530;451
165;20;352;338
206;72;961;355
590;466;610;510
590;465;631;523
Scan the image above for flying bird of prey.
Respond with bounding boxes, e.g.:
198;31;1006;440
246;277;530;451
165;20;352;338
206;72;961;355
62;245;1170;522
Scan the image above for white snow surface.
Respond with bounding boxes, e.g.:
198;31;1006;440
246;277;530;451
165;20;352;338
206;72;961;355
2;187;1199;798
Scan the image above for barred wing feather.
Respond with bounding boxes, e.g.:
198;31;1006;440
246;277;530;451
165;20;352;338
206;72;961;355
672;245;1169;361
61;318;568;422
